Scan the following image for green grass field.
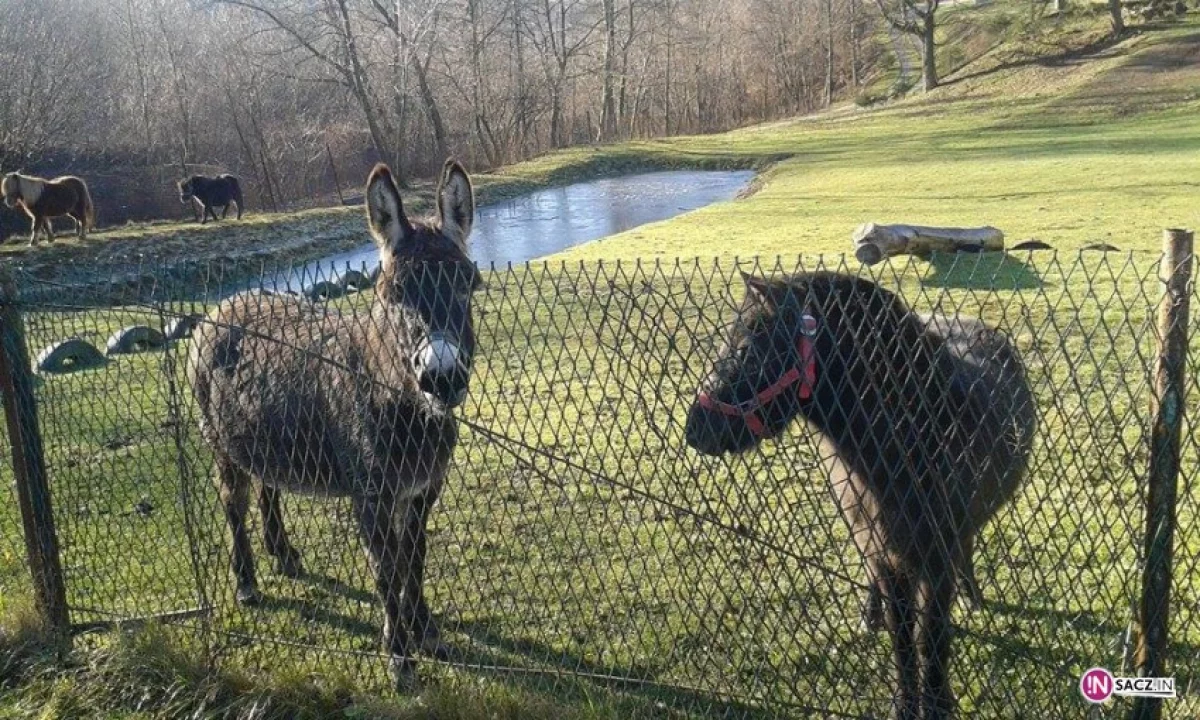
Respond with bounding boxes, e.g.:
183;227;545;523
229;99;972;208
4;9;1200;719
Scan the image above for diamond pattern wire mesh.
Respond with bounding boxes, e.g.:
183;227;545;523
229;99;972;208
0;250;1197;717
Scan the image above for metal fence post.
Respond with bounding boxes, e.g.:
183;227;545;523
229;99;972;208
0;269;70;646
1132;228;1194;720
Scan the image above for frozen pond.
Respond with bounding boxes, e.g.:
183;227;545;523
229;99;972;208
271;169;753;289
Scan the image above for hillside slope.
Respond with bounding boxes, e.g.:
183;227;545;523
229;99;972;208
548;18;1200;262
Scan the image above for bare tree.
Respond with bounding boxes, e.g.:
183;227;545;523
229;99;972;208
875;0;939;91
218;0;394;161
1108;0;1124;36
0;0;893;225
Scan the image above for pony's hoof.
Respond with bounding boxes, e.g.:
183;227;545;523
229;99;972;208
274;551;304;578
860;603;885;633
419;632;453;661
389;656;420;693
236;585;261;606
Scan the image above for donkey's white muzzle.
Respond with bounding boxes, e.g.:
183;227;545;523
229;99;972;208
413;334;463;376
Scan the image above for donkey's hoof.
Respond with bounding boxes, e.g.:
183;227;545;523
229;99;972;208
236;585;262;606
274;552;304;578
389;656;420;693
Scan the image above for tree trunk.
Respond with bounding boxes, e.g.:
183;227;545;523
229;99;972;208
550;72;566;147
665;9;673;136
411;51;449;160
333;0;391;163
921;11;938;91
824;0;835;106
512;0;531;156
853;223;1005;265
617;0;636;133
467;0;498;165
226;88;275;212
1108;0;1125;34
850;0;861;88
598;0;618;141
247;96;281;209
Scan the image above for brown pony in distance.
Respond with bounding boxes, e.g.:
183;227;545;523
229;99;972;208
188;160;480;690
685;272;1035;720
2;172;95;245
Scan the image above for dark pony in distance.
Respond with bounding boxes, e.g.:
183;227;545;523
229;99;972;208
178;174;244;223
685;271;1035;719
2;172;95;245
188;159;479;690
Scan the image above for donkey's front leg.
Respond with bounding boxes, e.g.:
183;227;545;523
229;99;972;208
354;492;417;690
28;217;41;246
257;483;304;578
216;457;260;605
399;486;450;659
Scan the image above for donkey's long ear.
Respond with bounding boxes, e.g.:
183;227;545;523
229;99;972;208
366;163;412;250
437;159;474;246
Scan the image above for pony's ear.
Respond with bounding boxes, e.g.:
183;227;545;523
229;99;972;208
366;163;412;250
437;159;474;246
740;271;778;307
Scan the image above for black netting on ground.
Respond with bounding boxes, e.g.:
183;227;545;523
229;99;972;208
1;251;1197;718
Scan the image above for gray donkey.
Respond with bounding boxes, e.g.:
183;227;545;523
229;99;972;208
188;160;480;688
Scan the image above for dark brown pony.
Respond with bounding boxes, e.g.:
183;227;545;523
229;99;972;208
178;174;244;223
188;160;479;689
2;172;95;245
685;272;1035;720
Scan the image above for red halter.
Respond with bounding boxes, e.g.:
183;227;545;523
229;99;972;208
696;315;818;437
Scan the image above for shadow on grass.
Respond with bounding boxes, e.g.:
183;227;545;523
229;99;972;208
943;28;1133;89
256;594;379;639
446;616;783;718
968;597;1200;694
921;251;1045;290
297;572;377;605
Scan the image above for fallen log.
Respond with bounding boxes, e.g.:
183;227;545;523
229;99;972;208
853;223;1005;265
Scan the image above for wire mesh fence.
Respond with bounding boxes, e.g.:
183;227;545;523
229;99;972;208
1;248;1197;718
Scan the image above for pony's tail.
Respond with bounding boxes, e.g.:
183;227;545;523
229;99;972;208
82;184;95;230
232;177;244;219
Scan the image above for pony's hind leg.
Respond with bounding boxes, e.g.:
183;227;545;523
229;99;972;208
27;216;41;245
957;534;984;610
399;486;450;659
881;564;921;720
917;570;957;719
862;554;886;632
257;483;304;577
216;456;260;605
353;491;417;690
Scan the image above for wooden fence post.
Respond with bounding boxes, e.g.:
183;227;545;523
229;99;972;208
1132;228;1194;720
0;269;70;645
